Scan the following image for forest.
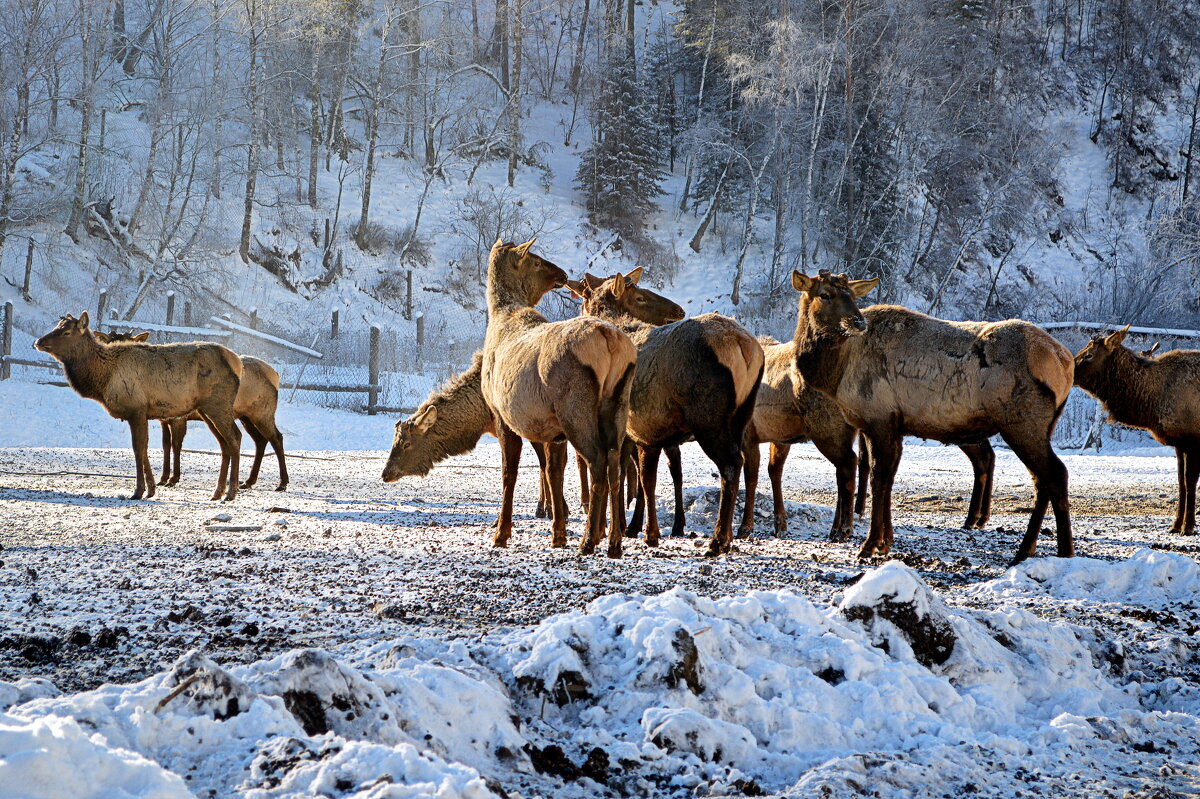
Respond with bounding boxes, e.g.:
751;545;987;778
2;0;1200;333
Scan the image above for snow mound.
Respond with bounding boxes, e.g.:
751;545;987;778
504;567;1152;792
0;678;60;713
0;712;191;799
973;548;1200;607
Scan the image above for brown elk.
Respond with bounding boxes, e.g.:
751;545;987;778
789;271;1074;564
1074;325;1200;535
382;353;566;516
96;331;288;491
482;239;637;558
574;271;763;556
35;312;243;501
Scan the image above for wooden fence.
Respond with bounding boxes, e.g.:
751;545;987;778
1;292;429;415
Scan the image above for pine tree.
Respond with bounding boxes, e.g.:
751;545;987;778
575;54;668;241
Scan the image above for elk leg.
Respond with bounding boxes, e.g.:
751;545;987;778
854;432;870;516
1005;431;1071;563
606;447;624;558
625;442;638;508
1171;446;1187;535
239;417;269;489
666;445;685;537
697;433;743;557
768;443;791;537
492;423;522;548
547;440;570;547
199;410;241;502
128;415;153;500
737;438;759;540
251;414;288;491
638;445;663;547
158;422;173;485
576;451;590;513
962;441;995;530
167;418;186;486
813;429;857;543
862;429;901;559
532;442;550;520
1184;444;1200;535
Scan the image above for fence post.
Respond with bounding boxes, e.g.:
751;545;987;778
165;291;175;326
331;309;339;339
415;314;425;363
21;241;34;301
1;302;12;380
96;290;108;326
405;270;413;321
368;325;380;415
249;307;258;329
183;301;192;327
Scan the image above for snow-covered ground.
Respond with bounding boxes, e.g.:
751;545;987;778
1;385;1199;798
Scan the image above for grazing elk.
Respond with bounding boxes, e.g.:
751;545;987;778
789;271;1074;564
575;270;763;556
35;312;243;501
381;352;566;517
96;331;288;491
482;239;637;558
1074;326;1200;535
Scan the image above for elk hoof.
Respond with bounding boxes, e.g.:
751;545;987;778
129;492;143;501
606;545;622;559
551;536;567;548
735;528;752;540
579;542;596;556
275;483;288;492
239;481;254;490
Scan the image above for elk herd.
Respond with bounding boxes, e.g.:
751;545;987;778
33;238;1200;565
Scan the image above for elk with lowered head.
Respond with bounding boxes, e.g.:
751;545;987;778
482;239;637;558
96;330;288;491
575;270;763;556
789;270;1074;564
35;312;244;501
1074;325;1200;534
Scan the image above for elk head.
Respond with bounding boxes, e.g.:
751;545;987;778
1073;324;1130;391
382;404;440;481
566;267;685;325
94;330;150;344
791;270;878;339
35;312;96;359
488;237;568;306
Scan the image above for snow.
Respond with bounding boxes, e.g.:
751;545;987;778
3;386;1200;796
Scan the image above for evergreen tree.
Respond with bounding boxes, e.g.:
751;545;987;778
575;54;668;240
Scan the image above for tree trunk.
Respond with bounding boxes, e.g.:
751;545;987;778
1183;75;1200;203
357;5;395;244
308;44;321;207
688;163;728;253
239;1;261;264
66;0;97;243
507;0;522;187
568;0;589;93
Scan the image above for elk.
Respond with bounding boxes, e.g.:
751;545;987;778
1074;326;1200;535
789;271;1074;564
96;331;288;491
574;270;763;556
482;239;637;558
382;353;566;516
35;312;243;501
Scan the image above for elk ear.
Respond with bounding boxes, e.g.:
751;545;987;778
626;266;644;285
790;271;815;293
133;332;150;342
582;272;605;291
78;310;90;329
492;237;505;250
611;273;627;298
515;237;537;258
413;405;438;433
93;330;110;343
565;279;587;299
849;277;880;299
1104;323;1131;348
